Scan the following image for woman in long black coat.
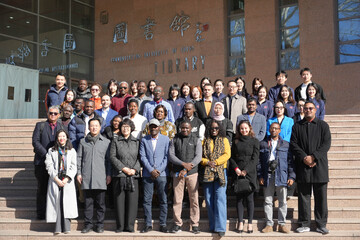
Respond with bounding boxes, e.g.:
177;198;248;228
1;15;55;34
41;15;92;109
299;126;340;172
230;120;259;234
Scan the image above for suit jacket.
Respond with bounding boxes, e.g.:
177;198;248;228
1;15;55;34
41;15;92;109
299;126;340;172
32;121;66;166
195;98;217;124
294;82;326;103
290;117;331;183
139;134;170;177
95;108;118;127
236;113;267;141
222;94;247;130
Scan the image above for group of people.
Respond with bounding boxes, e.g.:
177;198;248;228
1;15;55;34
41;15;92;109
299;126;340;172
32;67;331;236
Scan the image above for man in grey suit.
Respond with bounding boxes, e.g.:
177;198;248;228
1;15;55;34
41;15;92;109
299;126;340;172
77;118;112;234
236;97;267;141
139;119;170;233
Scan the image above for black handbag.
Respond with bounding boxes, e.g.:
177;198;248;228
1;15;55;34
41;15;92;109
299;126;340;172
233;176;253;194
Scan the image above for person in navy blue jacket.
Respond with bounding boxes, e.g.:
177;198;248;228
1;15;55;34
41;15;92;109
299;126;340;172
95;95;118;127
258;122;295;233
306;83;325;120
256;86;273;120
69;100;105;150
277;85;296;118
45;72;68;111
167;84;185;121
139;118;170;233
32;106;66;220
268;71;294;103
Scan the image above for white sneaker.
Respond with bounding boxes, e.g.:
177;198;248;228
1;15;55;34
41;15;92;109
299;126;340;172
296;227;310;233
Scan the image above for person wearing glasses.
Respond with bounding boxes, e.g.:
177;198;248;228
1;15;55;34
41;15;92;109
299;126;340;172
32;106;66;220
143;86;175;123
89;83;103;110
111;81;133;117
290;101;331;235
266;100;294;142
201;120;231;237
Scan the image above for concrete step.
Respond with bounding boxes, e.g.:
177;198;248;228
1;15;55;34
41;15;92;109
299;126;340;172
0;137;32;144
1;230;360;240
328;185;360;195
330;132;360;138
0;149;34;156
0;160;33;168
0;168;34;178
328;121;360;126
0;186;36;197
0;218;359;231
0;119;44;125
1;205;359;220
332;138;360;144
328;176;360;185
329;144;360;151
0;143;33;149
328;158;360;167
0;131;33;137
0;177;36;186
328;151;360;158
325;114;360;121
329;166;360;176
0;126;36;131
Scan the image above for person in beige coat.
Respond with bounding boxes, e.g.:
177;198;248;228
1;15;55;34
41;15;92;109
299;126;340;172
45;129;78;234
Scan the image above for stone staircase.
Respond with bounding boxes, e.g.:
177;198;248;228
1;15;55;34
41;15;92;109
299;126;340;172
0;116;359;239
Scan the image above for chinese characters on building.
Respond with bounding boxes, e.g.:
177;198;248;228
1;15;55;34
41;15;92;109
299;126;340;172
40;39;52;57
141;17;156;40
5;42;31;65
63;34;76;53
113;22;128;43
169;12;190;37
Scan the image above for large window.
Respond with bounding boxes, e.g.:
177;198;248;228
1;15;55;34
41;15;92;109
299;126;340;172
279;0;300;70
0;0;94;117
337;0;360;64
228;0;245;76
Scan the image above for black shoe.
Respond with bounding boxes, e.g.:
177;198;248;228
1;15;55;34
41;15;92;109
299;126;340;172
316;227;329;235
218;232;225;237
36;215;45;220
170;225;181;233
141;226;152;233
159;225;169;233
81;226;92;234
95;226;104;233
115;228;123;233
192;226;200;234
247;230;253;234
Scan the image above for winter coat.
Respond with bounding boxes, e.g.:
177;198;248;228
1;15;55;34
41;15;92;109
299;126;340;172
46;84;68;110
45;148;78;222
257;136;295;187
77;134;111;190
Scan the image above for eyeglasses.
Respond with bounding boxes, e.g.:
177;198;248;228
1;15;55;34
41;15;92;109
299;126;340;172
304;107;315;111
274;107;284;109
121;125;130;129
91;89;99;92
153;90;162;93
210;127;220;130
49;112;59;116
119;87;127;89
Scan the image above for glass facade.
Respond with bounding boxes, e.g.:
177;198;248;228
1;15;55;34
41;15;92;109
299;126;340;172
337;0;360;64
0;0;94;117
228;0;245;76
279;0;300;70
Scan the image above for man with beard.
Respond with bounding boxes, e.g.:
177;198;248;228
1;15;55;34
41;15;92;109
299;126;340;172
175;102;205;140
69;100;105;150
135;81;152;115
139;119;170;233
95;95;118;127
143;86;175;123
236;98;267;141
110;81;133;117
60;104;73;129
76;79;92;100
290;101;331;235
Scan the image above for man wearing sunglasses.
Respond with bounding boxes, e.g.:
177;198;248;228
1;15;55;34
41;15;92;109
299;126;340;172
290;101;331;235
32;106;66;220
110;81;133;117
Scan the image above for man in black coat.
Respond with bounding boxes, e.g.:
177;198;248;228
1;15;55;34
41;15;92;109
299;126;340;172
32;106;65;219
194;84;217;124
290;101;331;235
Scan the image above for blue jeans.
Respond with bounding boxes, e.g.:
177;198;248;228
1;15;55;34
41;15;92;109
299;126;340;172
143;177;168;226
203;169;227;232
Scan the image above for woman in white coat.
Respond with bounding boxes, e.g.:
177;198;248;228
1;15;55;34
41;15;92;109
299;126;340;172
45;129;78;234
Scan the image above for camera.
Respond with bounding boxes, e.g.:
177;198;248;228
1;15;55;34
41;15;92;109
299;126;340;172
269;160;278;172
58;171;67;180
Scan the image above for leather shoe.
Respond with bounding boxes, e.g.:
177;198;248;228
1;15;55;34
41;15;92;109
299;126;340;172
95;226;104;233
141;226;152;233
115;228;123;233
81;226;92;234
159;225;169;233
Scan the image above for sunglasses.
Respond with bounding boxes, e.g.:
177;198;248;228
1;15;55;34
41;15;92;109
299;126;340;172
91;88;99;91
119;87;127;89
304;107;315;111
49;112;59;116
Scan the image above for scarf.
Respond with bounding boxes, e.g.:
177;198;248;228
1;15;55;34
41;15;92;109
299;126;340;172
212;102;225;121
86;133;100;144
58;147;67;179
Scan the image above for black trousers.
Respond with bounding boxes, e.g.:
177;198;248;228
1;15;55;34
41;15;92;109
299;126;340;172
113;177;139;231
297;182;328;228
34;165;49;219
83;189;106;228
236;192;255;224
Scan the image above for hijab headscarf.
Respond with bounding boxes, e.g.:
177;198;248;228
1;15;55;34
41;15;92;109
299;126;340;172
212;102;225;121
